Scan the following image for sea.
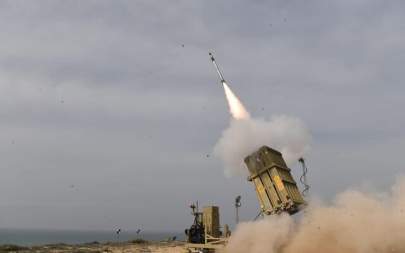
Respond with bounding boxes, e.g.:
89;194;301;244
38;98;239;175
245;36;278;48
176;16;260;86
0;229;184;246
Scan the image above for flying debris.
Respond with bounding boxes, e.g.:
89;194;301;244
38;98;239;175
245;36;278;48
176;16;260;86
209;52;226;84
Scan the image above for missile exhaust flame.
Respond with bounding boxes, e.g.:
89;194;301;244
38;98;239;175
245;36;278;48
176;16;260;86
209;52;250;120
222;82;250;120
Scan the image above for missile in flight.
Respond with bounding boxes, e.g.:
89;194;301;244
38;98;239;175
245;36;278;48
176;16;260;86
209;52;226;85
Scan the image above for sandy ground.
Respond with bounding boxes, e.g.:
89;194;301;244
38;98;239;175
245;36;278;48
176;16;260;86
0;241;186;253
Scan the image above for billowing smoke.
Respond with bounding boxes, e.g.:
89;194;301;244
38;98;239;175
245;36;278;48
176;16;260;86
225;177;405;253
214;83;311;176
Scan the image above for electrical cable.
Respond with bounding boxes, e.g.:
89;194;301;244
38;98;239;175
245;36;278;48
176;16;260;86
298;157;310;196
253;211;263;221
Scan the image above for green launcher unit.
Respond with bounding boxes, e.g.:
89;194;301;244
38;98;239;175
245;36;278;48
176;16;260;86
244;146;305;215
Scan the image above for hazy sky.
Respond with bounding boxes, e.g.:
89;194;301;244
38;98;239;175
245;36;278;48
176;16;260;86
0;0;404;232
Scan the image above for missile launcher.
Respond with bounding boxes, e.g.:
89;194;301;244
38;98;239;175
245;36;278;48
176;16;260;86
244;146;305;215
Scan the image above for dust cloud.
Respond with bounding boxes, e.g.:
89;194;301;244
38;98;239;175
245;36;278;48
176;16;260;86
225;177;405;253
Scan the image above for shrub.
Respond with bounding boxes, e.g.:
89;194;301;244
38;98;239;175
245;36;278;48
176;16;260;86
130;238;148;244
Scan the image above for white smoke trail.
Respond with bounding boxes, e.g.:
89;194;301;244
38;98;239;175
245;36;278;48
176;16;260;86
216;84;311;176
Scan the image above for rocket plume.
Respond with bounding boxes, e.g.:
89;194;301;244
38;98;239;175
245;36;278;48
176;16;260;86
215;83;311;176
222;82;250;120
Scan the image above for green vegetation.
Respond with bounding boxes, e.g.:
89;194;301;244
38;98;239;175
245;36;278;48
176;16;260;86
130;238;148;244
0;244;28;252
83;241;100;245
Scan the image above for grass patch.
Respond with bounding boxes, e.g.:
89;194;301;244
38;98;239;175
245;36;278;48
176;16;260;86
0;244;29;252
130;238;148;244
42;243;69;249
83;241;100;245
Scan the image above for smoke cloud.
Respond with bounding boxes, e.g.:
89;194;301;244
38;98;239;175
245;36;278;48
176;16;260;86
214;83;311;176
214;116;311;177
225;177;405;253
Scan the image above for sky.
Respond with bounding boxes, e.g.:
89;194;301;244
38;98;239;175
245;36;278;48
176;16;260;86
0;0;404;232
